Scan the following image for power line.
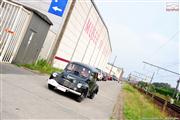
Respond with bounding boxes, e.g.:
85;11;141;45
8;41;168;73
148;31;180;60
155;75;179;78
143;61;180;75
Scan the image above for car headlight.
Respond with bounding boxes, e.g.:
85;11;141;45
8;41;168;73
52;72;58;77
77;83;82;88
73;79;77;83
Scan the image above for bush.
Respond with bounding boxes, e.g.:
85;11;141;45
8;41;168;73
155;88;174;97
22;59;62;74
36;59;49;67
138;81;148;88
123;84;166;119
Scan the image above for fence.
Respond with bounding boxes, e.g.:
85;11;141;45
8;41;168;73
131;83;180;119
0;0;31;63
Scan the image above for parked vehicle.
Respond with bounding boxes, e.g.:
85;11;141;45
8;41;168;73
107;74;112;81
48;62;99;102
102;72;108;81
112;75;118;81
96;68;103;81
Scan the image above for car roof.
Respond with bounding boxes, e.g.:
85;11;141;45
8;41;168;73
96;67;104;72
70;62;98;73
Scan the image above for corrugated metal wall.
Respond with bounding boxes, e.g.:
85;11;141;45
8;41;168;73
53;1;111;70
11;0;112;70
13;0;72;60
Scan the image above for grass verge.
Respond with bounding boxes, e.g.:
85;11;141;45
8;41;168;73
18;59;62;75
123;83;167;120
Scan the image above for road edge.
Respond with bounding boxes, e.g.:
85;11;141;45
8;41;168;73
111;82;124;120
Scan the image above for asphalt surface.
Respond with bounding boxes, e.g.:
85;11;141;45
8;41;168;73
0;63;121;120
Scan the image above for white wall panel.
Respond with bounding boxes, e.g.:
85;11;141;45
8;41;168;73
75;7;99;64
52;0;112;70
14;0;112;70
13;0;112;69
89;18;104;66
14;0;72;61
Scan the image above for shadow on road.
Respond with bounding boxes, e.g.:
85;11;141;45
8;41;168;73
45;85;80;102
0;63;36;75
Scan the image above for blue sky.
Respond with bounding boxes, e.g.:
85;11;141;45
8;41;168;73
95;0;179;87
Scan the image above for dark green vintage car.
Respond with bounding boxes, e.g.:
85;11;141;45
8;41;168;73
48;62;99;102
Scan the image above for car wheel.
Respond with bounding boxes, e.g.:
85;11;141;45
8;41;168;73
48;84;55;90
76;92;86;102
89;92;95;99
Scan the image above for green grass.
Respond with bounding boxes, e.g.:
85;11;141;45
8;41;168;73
123;83;167;120
19;59;62;75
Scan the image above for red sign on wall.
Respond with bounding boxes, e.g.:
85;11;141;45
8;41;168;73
84;18;100;44
4;28;15;35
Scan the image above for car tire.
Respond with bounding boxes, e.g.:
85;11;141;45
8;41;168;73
89;92;95;99
48;84;55;90
76;92;86;102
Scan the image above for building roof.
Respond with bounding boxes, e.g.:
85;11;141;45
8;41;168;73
9;0;53;25
91;0;112;52
25;6;53;25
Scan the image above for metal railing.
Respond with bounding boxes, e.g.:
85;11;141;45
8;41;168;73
131;83;180;119
0;0;31;63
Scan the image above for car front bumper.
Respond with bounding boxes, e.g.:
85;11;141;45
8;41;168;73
48;79;81;96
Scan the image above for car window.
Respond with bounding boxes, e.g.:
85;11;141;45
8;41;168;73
80;67;91;78
66;63;91;79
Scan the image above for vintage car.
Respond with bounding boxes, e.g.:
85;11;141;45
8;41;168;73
48;62;99;102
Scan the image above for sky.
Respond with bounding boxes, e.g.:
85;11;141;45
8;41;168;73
94;0;179;87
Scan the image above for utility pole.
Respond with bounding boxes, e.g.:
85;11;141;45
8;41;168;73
149;72;155;84
173;78;180;98
109;56;117;75
143;61;180;96
133;71;152;81
128;73;131;81
147;72;155;92
142;61;180;76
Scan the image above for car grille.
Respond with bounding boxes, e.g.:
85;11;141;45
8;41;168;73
63;79;74;88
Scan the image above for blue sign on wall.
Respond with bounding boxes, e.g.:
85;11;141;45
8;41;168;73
48;0;68;17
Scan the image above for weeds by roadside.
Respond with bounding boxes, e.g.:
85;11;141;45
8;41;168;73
123;83;167;120
17;59;62;74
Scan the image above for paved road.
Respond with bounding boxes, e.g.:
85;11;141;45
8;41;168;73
0;63;121;120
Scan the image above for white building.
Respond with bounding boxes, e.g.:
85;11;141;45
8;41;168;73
105;63;124;79
13;0;112;70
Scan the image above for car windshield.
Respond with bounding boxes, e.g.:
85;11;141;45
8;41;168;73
66;63;91;79
96;68;101;74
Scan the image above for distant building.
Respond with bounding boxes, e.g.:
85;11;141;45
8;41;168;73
105;63;124;79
